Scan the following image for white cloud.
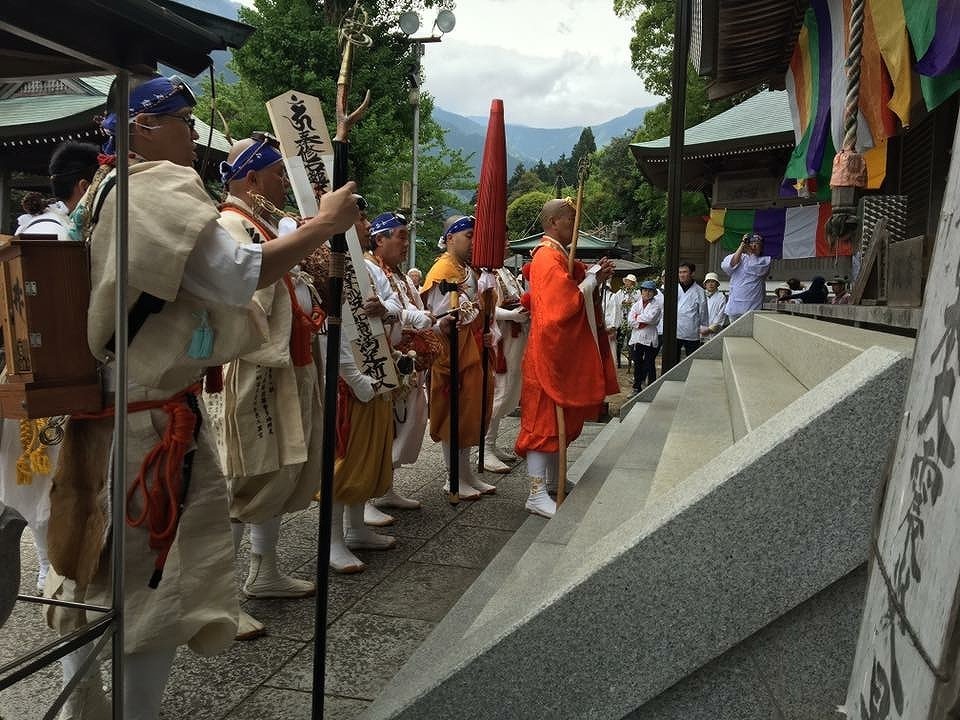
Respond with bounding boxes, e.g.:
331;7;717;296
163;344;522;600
236;0;662;128
420;0;662;127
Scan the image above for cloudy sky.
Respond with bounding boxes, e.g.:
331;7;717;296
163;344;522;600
419;0;662;127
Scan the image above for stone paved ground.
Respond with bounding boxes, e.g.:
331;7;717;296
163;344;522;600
0;415;603;720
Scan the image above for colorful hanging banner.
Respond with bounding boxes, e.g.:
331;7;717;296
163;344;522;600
706;204;849;260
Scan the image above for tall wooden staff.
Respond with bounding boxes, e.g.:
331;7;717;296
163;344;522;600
555;156;590;506
312;7;370;718
472;99;507;474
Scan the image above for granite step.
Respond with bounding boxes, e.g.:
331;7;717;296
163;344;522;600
644;361;733;507
464;401;652;634
752;312;914;389
369;512;548;708
361;346;912;720
722;336;807;441
563;380;683;554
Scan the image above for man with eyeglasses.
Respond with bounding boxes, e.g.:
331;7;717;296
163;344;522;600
205;135;327;641
43;74;360;720
422;215;497;499
720;232;772;322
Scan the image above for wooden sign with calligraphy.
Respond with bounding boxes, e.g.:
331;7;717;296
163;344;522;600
266;90;398;394
266;90;333;215
843;107;960;720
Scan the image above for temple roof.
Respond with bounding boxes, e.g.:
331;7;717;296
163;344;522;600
629;91;795;190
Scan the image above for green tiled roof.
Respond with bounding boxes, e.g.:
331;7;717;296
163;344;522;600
0;94;103;128
510;230;620;252
0;75;230;153
80;76;114;94
632;91;793;150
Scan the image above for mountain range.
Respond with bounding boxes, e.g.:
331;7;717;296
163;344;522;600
169;0;652;178
432;106;652;179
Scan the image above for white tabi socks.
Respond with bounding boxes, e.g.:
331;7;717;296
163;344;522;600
363;501;395;527
481;441;512;474
525;451;558;519
243;516;315;599
442;444;495;497
231;522;265;641
482;416;515;473
344;503;397;551
372;474;422;511
58;645;176;720
329;502;365;574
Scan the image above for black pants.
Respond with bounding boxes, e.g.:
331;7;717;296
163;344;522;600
616;329;626;367
631;343;658;391
676;338;701;360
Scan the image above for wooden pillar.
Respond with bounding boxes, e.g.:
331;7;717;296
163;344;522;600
0;166;10;234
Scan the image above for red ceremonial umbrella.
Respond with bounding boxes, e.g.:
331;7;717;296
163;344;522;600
472;98;507;269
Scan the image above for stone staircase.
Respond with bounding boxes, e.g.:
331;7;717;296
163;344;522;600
362;311;915;720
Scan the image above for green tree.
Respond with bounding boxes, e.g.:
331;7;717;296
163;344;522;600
507;191;551;240
508;170;549;204
532;159;550;184
194;0;474;267
195;73;270;143
571;127;597;182
508;161;526;192
612;0;741;269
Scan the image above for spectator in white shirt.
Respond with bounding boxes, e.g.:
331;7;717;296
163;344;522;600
676;262;708;360
699;272;728;342
627;280;662;393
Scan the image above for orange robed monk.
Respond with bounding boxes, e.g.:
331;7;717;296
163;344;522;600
515;198;618;518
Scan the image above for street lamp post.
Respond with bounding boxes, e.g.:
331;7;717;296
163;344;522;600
399;9;456;270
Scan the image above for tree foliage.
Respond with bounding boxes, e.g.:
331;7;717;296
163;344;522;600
194;0;473;258
507;170;550;204
507;191;551;240
610;0;752;268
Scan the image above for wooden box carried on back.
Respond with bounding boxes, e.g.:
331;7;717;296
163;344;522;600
0;236;102;418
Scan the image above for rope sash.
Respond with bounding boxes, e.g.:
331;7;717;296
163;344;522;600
75;382;203;588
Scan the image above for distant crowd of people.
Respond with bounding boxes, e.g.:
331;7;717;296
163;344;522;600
602;232;855;394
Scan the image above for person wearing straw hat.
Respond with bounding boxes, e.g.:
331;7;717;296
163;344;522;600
699;271;728;342
42;74;361;720
612;273;639;368
829;275;852;304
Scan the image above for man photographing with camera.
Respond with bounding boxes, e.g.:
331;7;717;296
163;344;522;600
720;232;771;322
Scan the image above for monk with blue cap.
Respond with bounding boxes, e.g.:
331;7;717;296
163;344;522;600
44;74;361;720
421;215;497;499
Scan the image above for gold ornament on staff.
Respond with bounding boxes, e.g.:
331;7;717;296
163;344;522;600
336;3;372;142
567;155;591;275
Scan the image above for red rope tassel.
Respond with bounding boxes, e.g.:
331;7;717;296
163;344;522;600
74;383;202;588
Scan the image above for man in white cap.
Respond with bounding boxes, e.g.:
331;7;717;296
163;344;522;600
699;272;728;342
613;274;638;368
601;277;622;369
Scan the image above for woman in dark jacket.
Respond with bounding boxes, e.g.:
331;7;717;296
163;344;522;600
791;276;829;303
